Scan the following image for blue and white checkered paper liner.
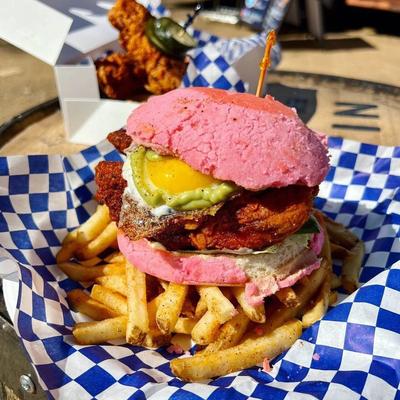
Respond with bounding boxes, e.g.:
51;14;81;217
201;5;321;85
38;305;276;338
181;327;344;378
182;29;280;93
1;136;400;400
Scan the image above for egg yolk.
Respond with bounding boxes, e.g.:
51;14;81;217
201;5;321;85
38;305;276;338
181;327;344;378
146;157;219;195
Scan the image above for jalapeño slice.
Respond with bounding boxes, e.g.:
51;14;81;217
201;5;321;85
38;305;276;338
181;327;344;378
145;17;197;59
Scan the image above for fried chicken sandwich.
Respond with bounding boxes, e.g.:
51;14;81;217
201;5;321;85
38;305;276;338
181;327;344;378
95;87;330;305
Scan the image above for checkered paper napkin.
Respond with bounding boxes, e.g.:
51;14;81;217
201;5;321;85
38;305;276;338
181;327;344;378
0;136;400;400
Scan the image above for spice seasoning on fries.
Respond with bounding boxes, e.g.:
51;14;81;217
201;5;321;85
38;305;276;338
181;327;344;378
56;87;365;381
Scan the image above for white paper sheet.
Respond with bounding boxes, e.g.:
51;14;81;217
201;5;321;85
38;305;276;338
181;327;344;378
0;0;72;65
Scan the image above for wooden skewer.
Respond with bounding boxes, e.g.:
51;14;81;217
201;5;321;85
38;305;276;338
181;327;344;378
255;30;277;97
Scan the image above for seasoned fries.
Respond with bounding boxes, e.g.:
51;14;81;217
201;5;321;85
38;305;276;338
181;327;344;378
125;261;149;344
341;241;365;293
58;262;125;281
197;286;236;324
302;274;331;328
56;241;78;264
275;287;299;308
95;275;128;297
79;257;103;266
143;329;171;348
201;307;250;354
156;283;188;334
191;310;221;345
232;287;266;323
76;221;118;260
67;289;119;320
323;215;359;249
73;316;127;345
76;204;111;244
91;284;128;315
105;251;125;264
59;205;364;381
173;317;198;334
330;243;351;259
330;273;342;289
171;319;302;381
194;296;208;319
262;264;328;333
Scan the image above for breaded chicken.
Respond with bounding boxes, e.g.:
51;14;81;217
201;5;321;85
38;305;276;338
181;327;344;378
108;0;187;95
107;129;133;154
188;186;318;250
95;53;147;99
95;161;126;221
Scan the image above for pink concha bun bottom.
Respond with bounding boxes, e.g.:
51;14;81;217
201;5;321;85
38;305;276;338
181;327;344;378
118;230;324;306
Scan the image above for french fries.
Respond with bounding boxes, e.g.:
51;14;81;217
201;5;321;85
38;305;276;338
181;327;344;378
171;319;302;381
62;229;78;245
341;241;365;293
95;275;128;297
232;287;266;323
143;329;171;348
261;263;328;333
104;251;125;264
201;308;250;354
75;204;110;244
330;243;351;259
191;310;221;345
73;316;127;345
60;205;365;381
79;257;103;267
330;273;342;289
76;221;118;260
197;286;236;324
275;287;299;308
148;292;165;328
329;290;338;306
91;284;128;315
173;317;198;335
56;241;78;264
125;261;149;344
58;262;125;281
67;289;119;320
323;215;365;294
156;283;188;334
302;274;331;328
194;296;208;319
323;215;359;249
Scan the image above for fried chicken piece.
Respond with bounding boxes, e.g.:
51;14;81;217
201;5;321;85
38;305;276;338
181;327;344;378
95;161;126;221
107;129;132;154
95;53;147;99
187;186;318;250
108;0;187;95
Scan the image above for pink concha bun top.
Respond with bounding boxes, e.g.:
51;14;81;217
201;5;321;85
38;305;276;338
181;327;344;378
126;87;330;190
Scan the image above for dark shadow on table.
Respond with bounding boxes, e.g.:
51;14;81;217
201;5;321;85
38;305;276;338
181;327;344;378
281;37;374;51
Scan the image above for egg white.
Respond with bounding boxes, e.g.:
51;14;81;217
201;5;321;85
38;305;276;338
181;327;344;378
122;152;175;217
